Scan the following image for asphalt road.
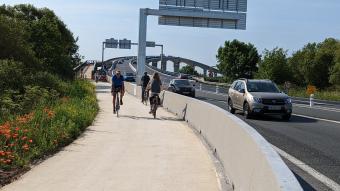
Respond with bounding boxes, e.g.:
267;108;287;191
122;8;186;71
196;92;340;191
114;58;340;191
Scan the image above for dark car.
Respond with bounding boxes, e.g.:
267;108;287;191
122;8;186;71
168;79;195;97
124;72;136;82
178;74;190;79
98;70;107;82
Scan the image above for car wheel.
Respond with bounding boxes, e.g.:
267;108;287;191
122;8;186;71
228;100;236;114
243;102;252;119
281;114;291;121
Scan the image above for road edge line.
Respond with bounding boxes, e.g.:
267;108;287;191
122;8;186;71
272;145;340;191
292;114;340;124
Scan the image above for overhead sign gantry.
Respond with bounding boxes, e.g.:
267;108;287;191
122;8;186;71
136;0;247;81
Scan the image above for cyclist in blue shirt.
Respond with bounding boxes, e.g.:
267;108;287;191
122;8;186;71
111;70;125;114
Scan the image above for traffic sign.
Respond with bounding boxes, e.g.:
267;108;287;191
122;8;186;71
105;38;118;48
119;39;132;49
158;0;247;29
146;41;156;47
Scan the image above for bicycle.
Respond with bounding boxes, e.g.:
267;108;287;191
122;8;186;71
142;88;149;105
150;94;160;119
113;87;121;117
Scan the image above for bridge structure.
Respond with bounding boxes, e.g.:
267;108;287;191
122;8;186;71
126;55;220;77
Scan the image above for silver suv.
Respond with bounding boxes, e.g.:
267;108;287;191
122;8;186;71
227;79;292;120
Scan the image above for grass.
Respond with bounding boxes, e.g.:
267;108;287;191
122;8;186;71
285;86;340;101
0;80;98;172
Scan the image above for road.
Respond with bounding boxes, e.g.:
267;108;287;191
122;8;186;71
114;57;340;191
197;92;340;191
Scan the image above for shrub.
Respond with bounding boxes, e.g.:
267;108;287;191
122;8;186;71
0;80;98;170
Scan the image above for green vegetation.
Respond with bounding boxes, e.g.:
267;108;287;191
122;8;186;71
179;65;199;76
217;39;260;82
204;76;224;83
256;48;291;84
0;4;98;177
217;38;340;101
0;80;98;170
284;86;340;101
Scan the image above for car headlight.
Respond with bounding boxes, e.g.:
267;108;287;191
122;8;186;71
285;98;292;104
252;97;262;103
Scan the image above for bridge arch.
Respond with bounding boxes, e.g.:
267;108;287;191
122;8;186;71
146;56;220;77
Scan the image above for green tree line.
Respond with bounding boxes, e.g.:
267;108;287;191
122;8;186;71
217;39;340;89
0;4;82;119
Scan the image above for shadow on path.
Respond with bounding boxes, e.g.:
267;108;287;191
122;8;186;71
119;115;183;122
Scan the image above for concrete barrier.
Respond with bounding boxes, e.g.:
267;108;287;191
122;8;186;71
162;91;303;191
122;82;303;191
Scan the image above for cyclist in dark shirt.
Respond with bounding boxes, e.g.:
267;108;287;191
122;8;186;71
141;72;150;101
111;70;125;114
147;73;162;113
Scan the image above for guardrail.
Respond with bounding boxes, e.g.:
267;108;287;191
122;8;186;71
123;81;303;191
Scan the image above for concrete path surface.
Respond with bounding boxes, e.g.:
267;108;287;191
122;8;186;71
2;82;221;191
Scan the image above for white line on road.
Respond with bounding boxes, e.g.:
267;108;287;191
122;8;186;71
294;104;340;113
292;114;340;124
272;145;340;191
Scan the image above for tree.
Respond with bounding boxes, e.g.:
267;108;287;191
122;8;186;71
179;65;199;76
289;38;338;88
0;4;81;79
329;62;340;85
217;39;260;82
330;45;340;85
256;48;291;84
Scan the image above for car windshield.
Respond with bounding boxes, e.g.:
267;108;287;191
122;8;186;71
126;73;134;76
247;81;280;93
174;80;190;86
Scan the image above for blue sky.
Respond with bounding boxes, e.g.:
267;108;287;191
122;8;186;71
2;0;340;66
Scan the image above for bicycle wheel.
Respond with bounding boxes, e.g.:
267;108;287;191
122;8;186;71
152;97;158;119
153;105;157;119
116;92;120;117
145;93;148;105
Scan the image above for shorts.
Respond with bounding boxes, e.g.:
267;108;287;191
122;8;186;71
112;85;124;95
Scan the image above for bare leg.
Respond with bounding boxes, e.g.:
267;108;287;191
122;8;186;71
120;90;124;105
113;94;116;112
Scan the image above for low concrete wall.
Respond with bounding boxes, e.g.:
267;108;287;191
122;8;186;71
162;91;302;191
123;82;303;191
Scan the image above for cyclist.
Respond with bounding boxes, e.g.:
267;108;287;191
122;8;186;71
141;72;150;102
111;70;125;114
147;73;162;114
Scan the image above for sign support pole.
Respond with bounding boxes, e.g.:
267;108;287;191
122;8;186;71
101;42;105;70
137;8;148;84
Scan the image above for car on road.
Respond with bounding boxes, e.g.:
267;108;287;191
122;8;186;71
124;72;136;82
97;70;107;82
227;79;292;120
168;79;196;98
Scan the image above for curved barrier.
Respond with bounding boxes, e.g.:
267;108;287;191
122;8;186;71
162;91;302;191
123;82;303;191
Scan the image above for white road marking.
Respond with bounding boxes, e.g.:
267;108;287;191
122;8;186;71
294;104;340;113
272;145;340;191
292;114;340;124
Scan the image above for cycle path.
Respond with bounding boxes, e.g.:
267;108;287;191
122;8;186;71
2;82;221;191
